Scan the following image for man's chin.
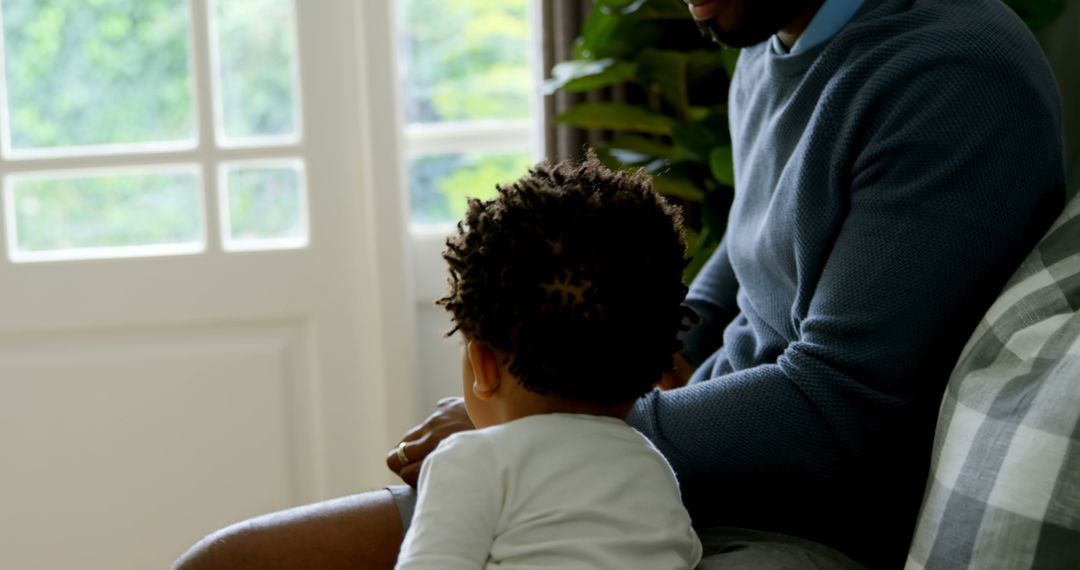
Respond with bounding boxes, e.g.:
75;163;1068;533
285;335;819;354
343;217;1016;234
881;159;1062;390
696;20;775;48
693;0;810;49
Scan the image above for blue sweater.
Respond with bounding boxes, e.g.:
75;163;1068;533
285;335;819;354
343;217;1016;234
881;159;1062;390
628;0;1066;566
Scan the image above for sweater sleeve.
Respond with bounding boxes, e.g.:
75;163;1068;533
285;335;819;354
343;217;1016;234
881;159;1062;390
680;239;740;367
395;433;500;570
628;49;1065;488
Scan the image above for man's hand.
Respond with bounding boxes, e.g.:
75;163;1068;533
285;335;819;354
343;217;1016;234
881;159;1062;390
386;397;475;487
658;352;695;390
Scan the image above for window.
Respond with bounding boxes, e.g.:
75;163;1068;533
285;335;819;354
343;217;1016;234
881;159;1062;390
396;0;539;228
0;0;306;262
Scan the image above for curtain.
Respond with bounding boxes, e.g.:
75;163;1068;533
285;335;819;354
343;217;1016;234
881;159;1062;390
541;0;592;161
539;1;658;162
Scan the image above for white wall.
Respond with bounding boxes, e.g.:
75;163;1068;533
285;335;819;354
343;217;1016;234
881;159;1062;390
415;305;465;407
409;231;465;423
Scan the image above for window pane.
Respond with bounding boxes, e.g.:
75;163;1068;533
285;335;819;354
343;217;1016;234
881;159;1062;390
1;0;194;153
220;161;307;250
7;168;203;261
398;0;531;124
212;0;300;143
409;151;533;224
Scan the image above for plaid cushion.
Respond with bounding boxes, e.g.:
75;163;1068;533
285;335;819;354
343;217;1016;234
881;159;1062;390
906;193;1080;569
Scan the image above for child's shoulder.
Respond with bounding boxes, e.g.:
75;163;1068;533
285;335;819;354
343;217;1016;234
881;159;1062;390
435;427;496;455
422;429;501;475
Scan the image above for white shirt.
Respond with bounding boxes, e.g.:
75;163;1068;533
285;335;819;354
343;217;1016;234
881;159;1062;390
396;413;702;570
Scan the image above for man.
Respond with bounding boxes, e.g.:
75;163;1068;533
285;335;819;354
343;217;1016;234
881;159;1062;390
175;0;1065;568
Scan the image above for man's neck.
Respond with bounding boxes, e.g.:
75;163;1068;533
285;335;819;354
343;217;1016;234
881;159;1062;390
777;0;827;50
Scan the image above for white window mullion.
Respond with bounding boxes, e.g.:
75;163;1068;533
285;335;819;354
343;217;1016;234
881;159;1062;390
404;120;534;156
0;145;303;176
188;0;223;254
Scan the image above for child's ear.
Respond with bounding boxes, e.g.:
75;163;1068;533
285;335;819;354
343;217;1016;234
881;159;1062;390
467;341;501;400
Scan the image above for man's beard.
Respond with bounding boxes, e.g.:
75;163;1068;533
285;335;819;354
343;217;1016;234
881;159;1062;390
694;0;809;48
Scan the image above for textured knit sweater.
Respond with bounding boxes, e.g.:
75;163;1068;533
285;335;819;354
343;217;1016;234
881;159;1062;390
627;0;1066;567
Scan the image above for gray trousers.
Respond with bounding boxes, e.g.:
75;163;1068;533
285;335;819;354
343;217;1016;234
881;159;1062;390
387;485;865;569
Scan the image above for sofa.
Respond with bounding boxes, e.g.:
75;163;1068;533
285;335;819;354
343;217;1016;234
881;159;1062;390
905;190;1080;569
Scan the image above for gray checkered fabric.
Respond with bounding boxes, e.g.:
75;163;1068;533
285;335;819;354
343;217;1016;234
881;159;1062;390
906;192;1080;569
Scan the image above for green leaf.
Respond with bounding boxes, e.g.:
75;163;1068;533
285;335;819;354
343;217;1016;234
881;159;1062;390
597;0;648;14
609;0;691;19
636;49;689;114
651;174;706;202
685;50;728;84
608;134;690;160
592;146;624;170
574;7;622;59
709;145;735;186
575;0;684;59
608;148;656;165
671;120;720;161
668;108;732;166
544;59;637;94
721;48;741;78
702;186;733;237
1002;0;1066;30
684;106;711;121
684;227;720;283
555;102;676;135
592;146;670;178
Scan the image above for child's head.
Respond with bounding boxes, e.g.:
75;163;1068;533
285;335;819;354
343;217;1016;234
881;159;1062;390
437;154;691;427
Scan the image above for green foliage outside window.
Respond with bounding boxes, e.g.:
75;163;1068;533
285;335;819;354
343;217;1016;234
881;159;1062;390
409;152;535;225
1;0;535;235
13;172;201;252
1;0;306;254
399;0;535;223
226;167;304;242
214;0;299;140
399;0;532;124
2;0;194;150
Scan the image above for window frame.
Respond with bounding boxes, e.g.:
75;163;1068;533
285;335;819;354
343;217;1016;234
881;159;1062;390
396;0;545;302
0;0;307;262
396;0;544;232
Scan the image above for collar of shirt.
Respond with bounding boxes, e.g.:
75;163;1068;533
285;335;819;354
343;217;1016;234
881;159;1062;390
770;0;866;55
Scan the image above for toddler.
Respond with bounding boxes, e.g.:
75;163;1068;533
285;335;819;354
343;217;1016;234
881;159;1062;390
395;155;702;569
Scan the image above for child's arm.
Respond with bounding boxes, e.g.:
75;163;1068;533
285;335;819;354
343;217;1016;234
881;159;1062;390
395;432;500;570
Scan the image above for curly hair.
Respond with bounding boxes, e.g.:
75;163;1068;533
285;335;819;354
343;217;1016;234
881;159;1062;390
437;153;692;404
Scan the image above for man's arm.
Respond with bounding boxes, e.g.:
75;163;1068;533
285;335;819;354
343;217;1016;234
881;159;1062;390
630;48;1065;500
173;491;405;570
680;239;740;367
